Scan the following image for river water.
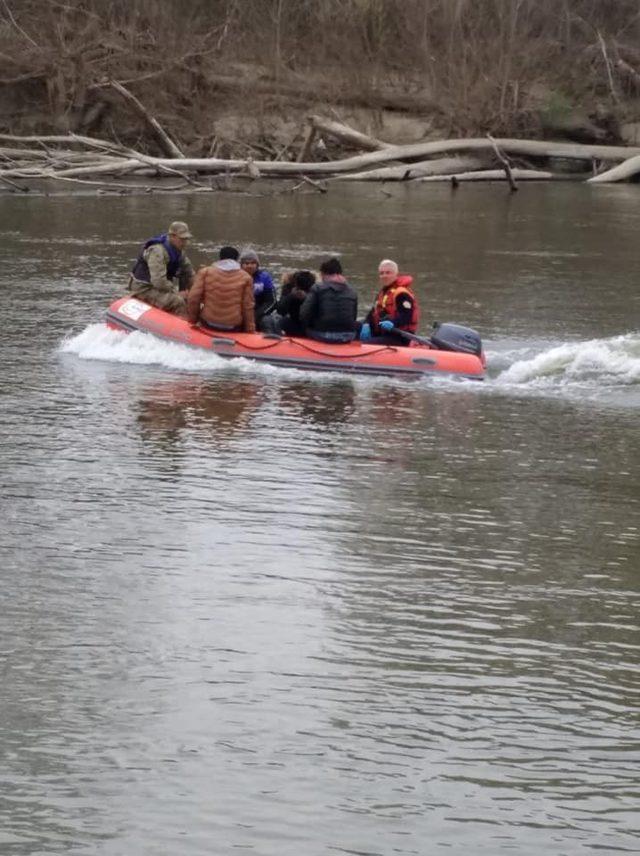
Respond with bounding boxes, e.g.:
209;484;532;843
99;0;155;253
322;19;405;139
1;182;639;855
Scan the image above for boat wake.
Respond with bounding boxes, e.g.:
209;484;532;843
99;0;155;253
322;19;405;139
61;324;640;406
60;323;319;379
489;332;640;406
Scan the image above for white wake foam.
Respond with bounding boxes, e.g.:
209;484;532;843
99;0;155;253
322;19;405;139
59;323;317;379
60;323;232;370
60;324;640;406
493;333;640;389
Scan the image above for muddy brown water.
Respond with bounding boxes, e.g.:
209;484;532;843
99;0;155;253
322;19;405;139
1;182;639;855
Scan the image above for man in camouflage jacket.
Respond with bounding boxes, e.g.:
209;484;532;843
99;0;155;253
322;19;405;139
128;221;195;315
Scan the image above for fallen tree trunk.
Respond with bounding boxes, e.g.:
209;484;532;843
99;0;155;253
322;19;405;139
4;133;640;170
587;154;640;183
34;175;200;192
293;137;640;175
418;168;560;182
4;132;640;189
43;136;640;180
0;147;55;160
335;156;489;180
308;115;392;151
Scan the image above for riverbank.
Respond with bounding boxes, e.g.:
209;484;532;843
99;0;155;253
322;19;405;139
3;0;640;164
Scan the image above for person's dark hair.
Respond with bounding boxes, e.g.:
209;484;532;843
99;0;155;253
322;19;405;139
293;270;316;292
219;245;239;260
320;257;342;276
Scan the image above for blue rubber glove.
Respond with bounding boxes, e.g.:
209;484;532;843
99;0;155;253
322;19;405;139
380;319;394;332
360;323;371;341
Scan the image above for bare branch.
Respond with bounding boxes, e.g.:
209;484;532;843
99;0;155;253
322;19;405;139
487;134;518;191
0;0;38;48
107;80;185;158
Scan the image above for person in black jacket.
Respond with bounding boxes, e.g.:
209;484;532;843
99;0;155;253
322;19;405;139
299;258;358;343
276;269;316;335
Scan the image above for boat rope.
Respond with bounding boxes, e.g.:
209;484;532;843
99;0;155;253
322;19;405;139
283;338;397;359
203;331;397;360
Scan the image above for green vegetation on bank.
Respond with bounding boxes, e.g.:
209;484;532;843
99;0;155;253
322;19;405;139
2;0;640;156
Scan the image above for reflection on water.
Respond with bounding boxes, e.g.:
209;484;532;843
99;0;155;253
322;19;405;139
134;377;264;449
277;380;357;428
1;186;639;856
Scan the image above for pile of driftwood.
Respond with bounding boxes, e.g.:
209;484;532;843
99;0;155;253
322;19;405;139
3;111;640;194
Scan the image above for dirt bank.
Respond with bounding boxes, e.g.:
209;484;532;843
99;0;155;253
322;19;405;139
2;0;640;160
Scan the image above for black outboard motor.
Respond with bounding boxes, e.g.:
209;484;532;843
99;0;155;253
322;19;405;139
430;322;483;358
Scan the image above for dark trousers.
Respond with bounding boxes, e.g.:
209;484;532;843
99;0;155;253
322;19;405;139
367;333;407;346
307;329;356;344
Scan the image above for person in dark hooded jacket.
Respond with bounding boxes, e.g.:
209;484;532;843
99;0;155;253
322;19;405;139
275;269;316;335
299;258;358;343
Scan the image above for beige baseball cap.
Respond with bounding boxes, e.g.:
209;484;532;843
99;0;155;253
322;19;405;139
168;221;193;239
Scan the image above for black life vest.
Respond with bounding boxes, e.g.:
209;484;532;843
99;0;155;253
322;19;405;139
130;234;182;283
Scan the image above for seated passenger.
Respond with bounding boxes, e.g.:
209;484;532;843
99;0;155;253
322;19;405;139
128;221;195;316
276;270;316;336
360;259;420;345
240;248;276;326
299;258;358;343
187;245;255;332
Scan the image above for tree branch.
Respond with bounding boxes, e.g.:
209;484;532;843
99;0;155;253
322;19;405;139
107;80;185;158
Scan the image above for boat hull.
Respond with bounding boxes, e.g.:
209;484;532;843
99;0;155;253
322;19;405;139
105;297;485;380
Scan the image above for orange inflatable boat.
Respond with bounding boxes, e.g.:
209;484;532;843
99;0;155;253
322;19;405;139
106;297;485;380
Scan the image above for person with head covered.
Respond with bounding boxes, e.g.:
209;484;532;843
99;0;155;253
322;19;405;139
275;269;316;335
359;259;420;344
128;220;195;316
299;257;358;343
187;245;255;333
239;248;276;326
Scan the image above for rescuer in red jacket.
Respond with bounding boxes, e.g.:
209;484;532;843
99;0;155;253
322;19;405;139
359;259;420;345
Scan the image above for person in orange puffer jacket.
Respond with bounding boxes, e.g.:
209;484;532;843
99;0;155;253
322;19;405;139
360;259;420;345
187;246;255;333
